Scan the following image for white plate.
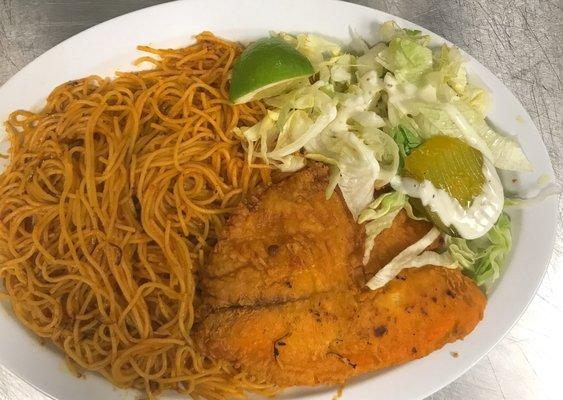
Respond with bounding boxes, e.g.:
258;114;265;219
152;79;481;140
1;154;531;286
0;1;557;399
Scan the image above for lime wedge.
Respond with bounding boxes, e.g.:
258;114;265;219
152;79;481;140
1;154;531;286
229;37;314;104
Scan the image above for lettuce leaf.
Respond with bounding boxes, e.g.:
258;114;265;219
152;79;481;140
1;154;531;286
356;127;399;187
462;83;492;118
366;227;456;290
409;100;533;171
358;190;429;265
504;184;560;209
356;43;387;78
349;28;370;55
276;154;307;172
358;191;408;264
426;45;467;95
308;126;398;219
306;130;381;219
378;21;430;46
390;122;423;170
446;212;512;288
377;37;433;82
234;110;279;165
275;32;342;72
329;54;355;84
239;82;338;168
375;21;433;82
305;125;398;220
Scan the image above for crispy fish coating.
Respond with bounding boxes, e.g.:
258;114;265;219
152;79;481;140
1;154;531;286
195;164;486;387
200;165;433;309
195;267;485;386
200;164;360;309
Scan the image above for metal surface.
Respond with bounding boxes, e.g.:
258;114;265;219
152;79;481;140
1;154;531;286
0;0;561;399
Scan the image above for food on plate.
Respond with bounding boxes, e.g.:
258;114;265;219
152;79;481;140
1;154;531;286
0;33;276;399
199;163;360;309
229;37;314;103
403;136;486;208
0;18;543;400
195;165;486;386
233;21;529;290
197;267;485;387
398;135;503;238
198;164;433;310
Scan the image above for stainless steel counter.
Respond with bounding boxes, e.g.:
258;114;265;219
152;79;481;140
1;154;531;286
0;1;561;399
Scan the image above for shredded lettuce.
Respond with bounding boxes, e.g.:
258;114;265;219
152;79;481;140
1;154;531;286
504;184;561;208
238;23;534;245
359;191;407;223
426;45;467;95
356;43;387;78
349;28;370;55
330;54;355;84
275;154;307;172
376;21;431;83
378;21;430;45
357;128;399;187
275;32;342;72
390;123;423;170
403;201;428;221
462;83;492;118
236;82;337;171
306;131;380;218
366;227;456;290
376;35;433;82
358;191;408;264
306;126;398;218
376;23;532;172
446;212;512;288
358;191;429;265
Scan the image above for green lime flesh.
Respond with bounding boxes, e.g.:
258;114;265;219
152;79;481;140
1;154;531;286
229;37;314;104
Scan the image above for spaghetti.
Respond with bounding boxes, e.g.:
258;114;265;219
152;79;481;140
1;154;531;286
0;32;274;399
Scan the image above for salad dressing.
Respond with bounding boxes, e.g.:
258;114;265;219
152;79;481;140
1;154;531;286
391;159;504;239
329;71;384;132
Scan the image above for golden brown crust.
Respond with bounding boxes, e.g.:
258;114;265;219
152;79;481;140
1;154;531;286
195;165;487;388
200;163;359;309
194;267;486;386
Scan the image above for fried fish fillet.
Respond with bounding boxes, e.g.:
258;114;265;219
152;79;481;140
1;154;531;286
195;164;486;387
195;267;485;386
200;164;432;309
200;165;358;309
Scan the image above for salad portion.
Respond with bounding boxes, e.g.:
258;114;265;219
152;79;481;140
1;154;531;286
231;21;533;290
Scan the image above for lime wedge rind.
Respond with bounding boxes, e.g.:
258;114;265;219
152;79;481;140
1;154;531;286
229;37;314;103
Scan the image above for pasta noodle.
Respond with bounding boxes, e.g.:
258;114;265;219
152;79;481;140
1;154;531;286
0;32;275;399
